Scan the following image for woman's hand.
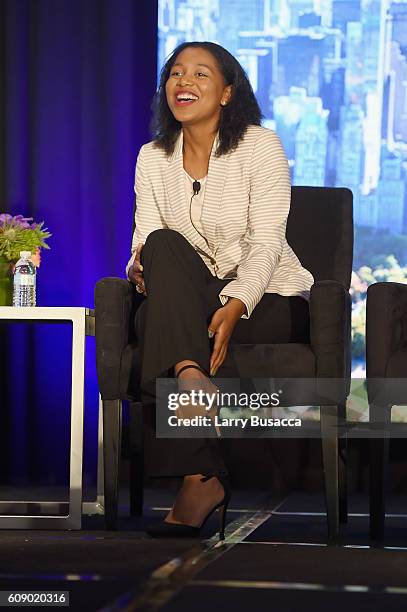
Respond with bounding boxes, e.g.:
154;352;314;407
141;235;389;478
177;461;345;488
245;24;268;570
129;243;147;296
208;298;246;375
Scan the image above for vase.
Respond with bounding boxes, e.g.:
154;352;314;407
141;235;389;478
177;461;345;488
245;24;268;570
0;255;13;306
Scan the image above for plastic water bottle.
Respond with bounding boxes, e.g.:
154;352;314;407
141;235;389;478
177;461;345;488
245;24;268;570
12;251;36;307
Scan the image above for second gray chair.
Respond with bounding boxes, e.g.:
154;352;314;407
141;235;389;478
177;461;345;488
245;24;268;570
366;281;407;540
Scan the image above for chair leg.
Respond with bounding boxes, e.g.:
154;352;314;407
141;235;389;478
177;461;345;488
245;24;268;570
129;401;144;516
369;403;391;541
320;405;339;541
338;403;348;524
103;399;122;530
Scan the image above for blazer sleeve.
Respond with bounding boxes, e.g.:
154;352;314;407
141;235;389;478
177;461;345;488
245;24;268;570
125;145;167;279
218;130;291;319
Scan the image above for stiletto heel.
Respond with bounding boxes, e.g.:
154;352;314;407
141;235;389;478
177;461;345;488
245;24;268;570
208;471;231;540
197;470;231;541
218;504;227;541
146;470;231;540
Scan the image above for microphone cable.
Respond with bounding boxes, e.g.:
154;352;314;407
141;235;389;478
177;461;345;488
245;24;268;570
188;178;218;268
189;179;207;243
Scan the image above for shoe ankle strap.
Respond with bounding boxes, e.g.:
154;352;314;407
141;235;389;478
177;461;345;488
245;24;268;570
176;364;210;378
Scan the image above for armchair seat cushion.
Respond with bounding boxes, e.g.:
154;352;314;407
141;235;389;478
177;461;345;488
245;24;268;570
221;343;316;378
221;343;321;407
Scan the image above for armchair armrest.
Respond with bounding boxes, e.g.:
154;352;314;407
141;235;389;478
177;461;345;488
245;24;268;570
310;280;352;380
94;277;141;399
366;282;407;378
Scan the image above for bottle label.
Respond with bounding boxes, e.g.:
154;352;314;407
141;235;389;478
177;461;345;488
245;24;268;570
16;275;35;286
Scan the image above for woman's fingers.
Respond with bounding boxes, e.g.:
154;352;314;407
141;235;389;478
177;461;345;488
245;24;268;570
130;265;147;295
131;243;146;294
208;308;233;374
211;345;227;376
129;266;142;284
135;277;147;296
210;332;228;376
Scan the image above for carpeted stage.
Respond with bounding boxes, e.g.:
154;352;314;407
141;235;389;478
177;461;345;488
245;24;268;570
1;489;407;611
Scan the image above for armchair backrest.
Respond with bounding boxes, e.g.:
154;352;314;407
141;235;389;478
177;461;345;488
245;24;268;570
287;186;353;290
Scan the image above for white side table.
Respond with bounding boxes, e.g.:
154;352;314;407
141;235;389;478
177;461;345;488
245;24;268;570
0;306;104;529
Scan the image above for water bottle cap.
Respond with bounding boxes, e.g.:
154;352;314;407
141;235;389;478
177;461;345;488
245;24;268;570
20;251;32;258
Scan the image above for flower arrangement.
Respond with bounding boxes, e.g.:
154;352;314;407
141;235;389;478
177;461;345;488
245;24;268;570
0;214;51;305
0;214;51;264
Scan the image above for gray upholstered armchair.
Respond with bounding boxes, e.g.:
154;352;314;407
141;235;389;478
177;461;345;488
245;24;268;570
95;186;353;539
366;282;407;540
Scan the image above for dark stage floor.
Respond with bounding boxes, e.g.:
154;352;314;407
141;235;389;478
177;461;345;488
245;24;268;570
1;489;407;611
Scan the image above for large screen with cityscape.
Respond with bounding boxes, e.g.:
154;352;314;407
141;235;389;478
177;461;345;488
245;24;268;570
157;0;407;373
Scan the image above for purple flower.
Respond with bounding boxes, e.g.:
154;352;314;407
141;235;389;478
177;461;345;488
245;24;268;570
13;215;34;228
0;214;13;224
0;214;34;228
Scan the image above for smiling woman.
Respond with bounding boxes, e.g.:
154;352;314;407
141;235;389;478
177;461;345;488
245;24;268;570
125;41;314;540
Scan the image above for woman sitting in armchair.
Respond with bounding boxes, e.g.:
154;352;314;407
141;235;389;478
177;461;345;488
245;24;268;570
126;41;313;539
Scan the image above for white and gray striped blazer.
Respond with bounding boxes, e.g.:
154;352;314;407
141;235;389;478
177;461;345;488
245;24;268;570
126;124;314;319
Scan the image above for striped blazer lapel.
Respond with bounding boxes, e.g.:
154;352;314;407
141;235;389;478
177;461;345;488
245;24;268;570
200;132;231;253
164;129;212;257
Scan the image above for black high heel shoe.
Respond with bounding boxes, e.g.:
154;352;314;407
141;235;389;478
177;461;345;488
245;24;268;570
146;470;231;541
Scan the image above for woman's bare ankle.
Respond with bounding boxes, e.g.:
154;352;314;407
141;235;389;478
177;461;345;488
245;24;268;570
174;362;219;430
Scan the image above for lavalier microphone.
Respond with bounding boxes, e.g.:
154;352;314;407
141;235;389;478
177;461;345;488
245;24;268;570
193;180;201;196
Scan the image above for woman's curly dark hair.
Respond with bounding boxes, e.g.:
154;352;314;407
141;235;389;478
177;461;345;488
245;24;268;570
150;41;264;157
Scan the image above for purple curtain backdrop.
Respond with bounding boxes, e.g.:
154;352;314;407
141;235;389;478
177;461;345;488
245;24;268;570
0;0;158;487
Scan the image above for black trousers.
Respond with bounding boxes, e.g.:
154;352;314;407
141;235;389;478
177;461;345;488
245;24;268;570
135;229;310;478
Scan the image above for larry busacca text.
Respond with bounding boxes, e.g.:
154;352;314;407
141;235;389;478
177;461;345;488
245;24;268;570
166;389;303;429
167;414;302;428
